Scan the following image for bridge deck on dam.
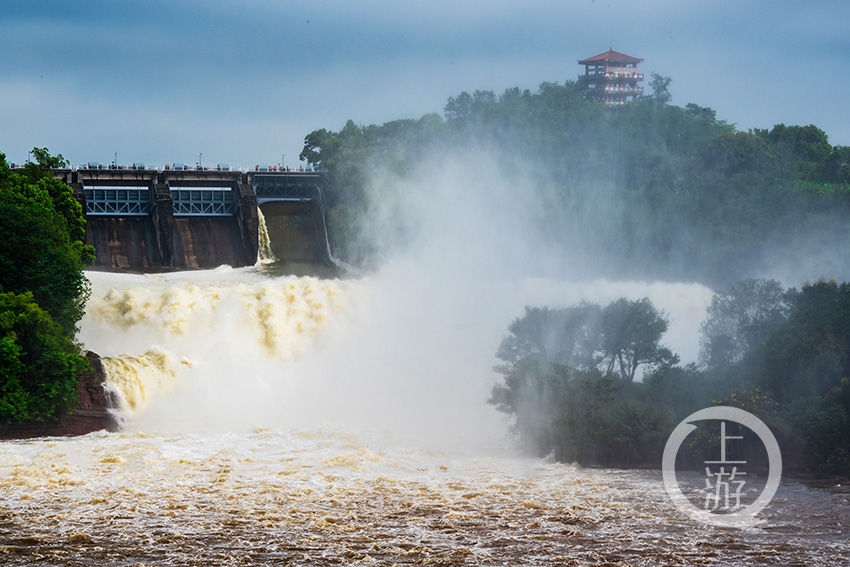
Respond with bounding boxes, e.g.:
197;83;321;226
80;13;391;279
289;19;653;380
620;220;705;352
62;168;321;216
53;168;336;272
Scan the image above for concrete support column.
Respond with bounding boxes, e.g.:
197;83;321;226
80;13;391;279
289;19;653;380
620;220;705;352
236;175;258;263
153;181;174;267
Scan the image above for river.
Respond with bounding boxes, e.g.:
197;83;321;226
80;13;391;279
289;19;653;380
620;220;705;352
1;266;848;565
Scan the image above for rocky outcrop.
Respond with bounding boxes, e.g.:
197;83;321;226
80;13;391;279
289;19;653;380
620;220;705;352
0;352;118;440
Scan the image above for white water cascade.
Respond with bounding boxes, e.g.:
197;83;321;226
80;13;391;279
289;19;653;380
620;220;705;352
76;266;716;440
256;207;277;265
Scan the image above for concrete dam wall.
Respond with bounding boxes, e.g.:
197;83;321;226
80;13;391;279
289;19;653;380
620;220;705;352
59;168;335;272
84;216;163;270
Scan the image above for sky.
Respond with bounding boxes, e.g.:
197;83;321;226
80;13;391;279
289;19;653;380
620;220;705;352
1;0;849;169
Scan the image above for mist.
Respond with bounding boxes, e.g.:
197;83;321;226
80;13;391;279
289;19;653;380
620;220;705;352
78;145;716;452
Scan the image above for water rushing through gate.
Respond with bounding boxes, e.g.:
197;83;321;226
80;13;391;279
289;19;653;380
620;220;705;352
1;267;848;565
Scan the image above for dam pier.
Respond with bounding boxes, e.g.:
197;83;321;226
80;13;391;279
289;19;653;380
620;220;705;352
55;166;336;271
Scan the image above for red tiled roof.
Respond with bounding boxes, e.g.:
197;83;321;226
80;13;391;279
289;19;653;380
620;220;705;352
578;50;643;64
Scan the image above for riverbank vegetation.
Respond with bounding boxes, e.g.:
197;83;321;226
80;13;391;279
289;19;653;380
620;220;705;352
0;150;94;423
489;280;850;476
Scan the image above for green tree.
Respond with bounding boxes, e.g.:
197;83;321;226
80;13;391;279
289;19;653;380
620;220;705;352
17;147;87;240
443;89;497;131
699;279;790;369
489;303;603;450
551;367;671;467
826;145;850;185
300;115;455;264
494;303;602;376
490;303;604;455
765;124;832;180
758;281;850;476
30;147;69;170
600;297;678;382
0;152;93;334
0;291;85;422
490;297;681;460
0;149;93;425
761;280;850;404
645;72;672;106
800;402;850;476
552;368;618;462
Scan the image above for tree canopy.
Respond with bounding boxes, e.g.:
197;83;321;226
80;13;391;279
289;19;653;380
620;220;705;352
300;78;850;287
0;291;87;422
0;149;94;423
699;279;791;369
600;298;678;382
0;152;93;334
490;280;850;475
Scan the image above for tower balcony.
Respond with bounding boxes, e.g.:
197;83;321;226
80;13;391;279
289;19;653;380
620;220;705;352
582;70;643;79
603;85;644;94
604;71;643;80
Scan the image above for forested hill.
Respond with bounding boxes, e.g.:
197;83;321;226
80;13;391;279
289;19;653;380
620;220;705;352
299;77;850;287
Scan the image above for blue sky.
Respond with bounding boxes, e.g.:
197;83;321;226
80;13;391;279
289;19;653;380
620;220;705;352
1;0;849;168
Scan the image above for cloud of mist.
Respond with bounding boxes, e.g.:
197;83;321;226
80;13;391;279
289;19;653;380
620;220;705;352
748;214;850;288
79;147;714;452
282;148;713;440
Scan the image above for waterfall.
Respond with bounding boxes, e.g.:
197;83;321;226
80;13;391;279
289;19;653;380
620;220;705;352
256;207;276;264
79;270;350;429
102;348;192;419
77;268;714;437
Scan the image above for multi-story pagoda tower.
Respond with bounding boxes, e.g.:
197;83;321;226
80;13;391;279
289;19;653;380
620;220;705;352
578;49;644;107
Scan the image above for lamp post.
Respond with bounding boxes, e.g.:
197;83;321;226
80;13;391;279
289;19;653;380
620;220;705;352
113;152;117;168
282;154;285;170
199;153;203;170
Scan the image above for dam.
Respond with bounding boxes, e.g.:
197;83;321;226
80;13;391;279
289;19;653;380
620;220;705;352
55;165;336;271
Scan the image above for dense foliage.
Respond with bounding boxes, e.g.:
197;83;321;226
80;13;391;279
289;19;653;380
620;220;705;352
300;78;850;286
488;298;677;463
490;281;850;475
0;150;94;423
0;291;88;422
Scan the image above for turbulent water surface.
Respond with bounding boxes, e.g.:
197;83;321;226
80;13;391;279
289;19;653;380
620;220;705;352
1;267;848;566
1;429;848;566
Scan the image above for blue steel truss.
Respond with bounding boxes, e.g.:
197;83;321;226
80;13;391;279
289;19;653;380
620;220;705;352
253;174;318;202
84;186;152;216
170;187;237;216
